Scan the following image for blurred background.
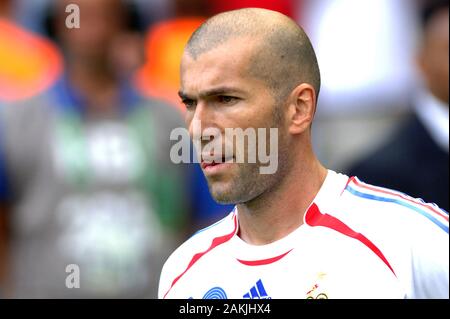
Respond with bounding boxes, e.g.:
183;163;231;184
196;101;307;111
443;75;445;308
0;0;448;298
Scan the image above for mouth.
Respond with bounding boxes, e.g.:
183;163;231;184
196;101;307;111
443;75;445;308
201;155;234;170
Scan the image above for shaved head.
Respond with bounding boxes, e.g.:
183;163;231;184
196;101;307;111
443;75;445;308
181;9;324;206
185;8;321;103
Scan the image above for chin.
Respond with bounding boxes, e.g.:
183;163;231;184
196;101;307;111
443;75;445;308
210;184;261;205
209;183;240;205
210;190;238;205
206;167;262;204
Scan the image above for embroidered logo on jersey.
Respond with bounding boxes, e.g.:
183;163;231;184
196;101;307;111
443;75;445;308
243;279;271;299
306;272;328;299
202;287;228;299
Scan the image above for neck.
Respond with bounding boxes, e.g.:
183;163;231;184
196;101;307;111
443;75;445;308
236;142;327;245
67;59;120;115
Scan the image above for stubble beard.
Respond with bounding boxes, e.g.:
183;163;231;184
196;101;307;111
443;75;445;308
207;105;289;205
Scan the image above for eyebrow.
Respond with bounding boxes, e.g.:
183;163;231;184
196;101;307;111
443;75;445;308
178;87;245;100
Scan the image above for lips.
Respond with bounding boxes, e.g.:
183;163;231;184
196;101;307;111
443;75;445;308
200;155;234;170
201;161;218;170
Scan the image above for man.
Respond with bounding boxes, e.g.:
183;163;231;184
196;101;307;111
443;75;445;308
347;0;449;212
158;8;448;299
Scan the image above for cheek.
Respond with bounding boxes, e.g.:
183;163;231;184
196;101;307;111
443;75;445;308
427;47;449;78
438;56;449;81
236;101;276;129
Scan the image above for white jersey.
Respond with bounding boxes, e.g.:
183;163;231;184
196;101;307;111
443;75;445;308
159;170;449;299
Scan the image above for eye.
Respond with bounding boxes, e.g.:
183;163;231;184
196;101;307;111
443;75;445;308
217;95;239;105
182;98;197;109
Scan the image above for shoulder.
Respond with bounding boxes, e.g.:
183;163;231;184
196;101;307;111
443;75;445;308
347;115;434;178
335;176;448;245
138;97;184;126
315;174;448;297
337;176;448;298
341;176;448;235
127;97;186;154
133;97;186;147
158;209;237;298
1;94;51;121
320;172;448;256
0;94;53;145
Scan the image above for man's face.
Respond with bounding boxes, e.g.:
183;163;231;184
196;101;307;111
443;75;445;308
419;8;449;104
180;38;288;204
56;0;124;63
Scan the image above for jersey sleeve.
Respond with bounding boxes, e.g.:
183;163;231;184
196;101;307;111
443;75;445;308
158;256;172;299
409;221;449;298
157;241;189;299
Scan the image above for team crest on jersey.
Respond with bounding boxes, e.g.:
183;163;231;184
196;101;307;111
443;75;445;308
243;279;271;299
306;272;329;299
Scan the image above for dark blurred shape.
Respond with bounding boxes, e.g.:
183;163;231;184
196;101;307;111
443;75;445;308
173;0;210;17
346;1;449;211
419;0;449;26
0;0;62;102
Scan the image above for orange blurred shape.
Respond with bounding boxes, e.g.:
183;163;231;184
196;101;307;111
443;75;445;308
134;17;206;113
0;19;63;102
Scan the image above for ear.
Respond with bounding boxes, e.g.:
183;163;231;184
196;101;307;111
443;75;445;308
286;83;316;135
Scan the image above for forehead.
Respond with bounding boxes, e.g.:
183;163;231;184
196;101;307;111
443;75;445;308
57;0;121;16
180;38;261;94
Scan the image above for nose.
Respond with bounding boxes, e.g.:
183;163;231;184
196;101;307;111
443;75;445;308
187;102;223;156
187;101;216;137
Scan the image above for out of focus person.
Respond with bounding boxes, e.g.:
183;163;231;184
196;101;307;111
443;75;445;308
346;0;449;211
0;0;62;102
0;0;191;298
